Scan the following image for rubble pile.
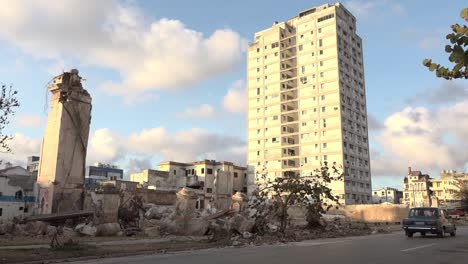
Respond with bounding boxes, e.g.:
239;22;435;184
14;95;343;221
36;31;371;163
0;221;80;240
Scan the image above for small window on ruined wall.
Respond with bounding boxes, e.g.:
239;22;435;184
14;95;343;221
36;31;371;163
15;191;23;200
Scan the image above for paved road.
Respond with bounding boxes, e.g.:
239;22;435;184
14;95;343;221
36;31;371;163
72;226;468;264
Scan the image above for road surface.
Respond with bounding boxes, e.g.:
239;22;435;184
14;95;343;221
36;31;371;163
71;226;468;264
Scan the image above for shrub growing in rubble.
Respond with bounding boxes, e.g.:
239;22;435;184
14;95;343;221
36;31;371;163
249;162;343;234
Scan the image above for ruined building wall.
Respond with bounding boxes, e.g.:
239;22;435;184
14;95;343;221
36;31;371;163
37;70;92;214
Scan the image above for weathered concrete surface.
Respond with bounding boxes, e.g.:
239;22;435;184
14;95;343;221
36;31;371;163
213;170;233;211
175;188;197;234
37;69;92;214
231;192;248;213
96;223;121;236
137;189;177;206
92;192;120;224
330;204;410;223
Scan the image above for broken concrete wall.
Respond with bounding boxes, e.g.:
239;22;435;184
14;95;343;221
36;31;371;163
330;204;410;223
37;69;92;214
135;189;177;206
174;188;197;234
91;192;120;224
213;170;233;211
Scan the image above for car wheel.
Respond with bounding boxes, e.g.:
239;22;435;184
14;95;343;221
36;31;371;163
421;232;426;237
450;229;456;237
406;231;413;238
437;228;445;238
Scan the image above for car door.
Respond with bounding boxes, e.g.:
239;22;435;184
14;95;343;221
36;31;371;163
441;209;454;232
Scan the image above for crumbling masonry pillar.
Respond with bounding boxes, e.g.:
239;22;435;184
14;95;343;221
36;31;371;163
37;69;92;214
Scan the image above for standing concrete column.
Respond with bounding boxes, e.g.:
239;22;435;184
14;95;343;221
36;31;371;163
175;188;198;233
37;69;92;214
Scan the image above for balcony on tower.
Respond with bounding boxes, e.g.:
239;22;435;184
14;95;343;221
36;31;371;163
282;146;299;158
280;79;297;91
281;123;298;135
281;135;299;146
281;101;298;112
281;90;297;102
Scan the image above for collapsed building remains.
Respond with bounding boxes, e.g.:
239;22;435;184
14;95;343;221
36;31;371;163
37;69;92;214
131;160;248;211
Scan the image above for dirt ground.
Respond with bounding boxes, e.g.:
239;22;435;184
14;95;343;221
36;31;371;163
0;224;403;264
0;239;220;264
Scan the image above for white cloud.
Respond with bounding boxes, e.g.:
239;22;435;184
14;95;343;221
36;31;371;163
400;28;445;51
406;81;468;105
0;127;246;172
85;127;246;171
45;59;66;77
0;133;40;166
0;0;246;98
344;0;406;18
344;0;378;17
223;80;246;113
87;128;125;165
177;104;216;119
16;114;44;127
126;127;246;165
371;100;468;177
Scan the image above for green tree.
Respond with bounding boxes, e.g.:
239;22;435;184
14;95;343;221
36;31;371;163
423;8;468;79
0;84;20;153
249;162;343;234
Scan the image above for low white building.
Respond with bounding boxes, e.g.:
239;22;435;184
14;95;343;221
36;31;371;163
372;187;403;204
0;166;36;222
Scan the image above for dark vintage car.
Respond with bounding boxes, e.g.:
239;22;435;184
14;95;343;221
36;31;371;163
402;207;456;238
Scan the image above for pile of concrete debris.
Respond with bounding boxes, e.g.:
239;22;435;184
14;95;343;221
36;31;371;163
138;203;255;241
0;219;123;240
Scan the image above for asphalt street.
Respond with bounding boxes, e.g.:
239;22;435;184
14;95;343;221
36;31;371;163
71;226;468;264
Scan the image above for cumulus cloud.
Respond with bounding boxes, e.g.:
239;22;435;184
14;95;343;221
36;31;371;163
406;81;468;105
0;133;40;166
87;129;125;165
176;104;216;119
125;127;246;165
85;127;246;171
1;126;246;171
400;28;445;51
223;80;246;113
0;0;246;99
15;114;44;127
344;0;406;18
124;157;153;176
371;101;468;177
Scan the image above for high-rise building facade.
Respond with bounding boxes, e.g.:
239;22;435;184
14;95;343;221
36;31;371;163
247;3;372;204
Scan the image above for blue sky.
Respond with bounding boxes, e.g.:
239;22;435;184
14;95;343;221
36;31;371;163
0;0;467;190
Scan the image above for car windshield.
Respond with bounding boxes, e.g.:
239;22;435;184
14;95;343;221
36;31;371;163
409;208;438;217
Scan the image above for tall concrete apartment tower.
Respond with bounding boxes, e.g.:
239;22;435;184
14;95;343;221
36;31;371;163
247;3;371;204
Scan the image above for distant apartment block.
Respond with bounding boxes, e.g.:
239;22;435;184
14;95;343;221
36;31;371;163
86;163;124;180
247;3;371;204
26;156;40;175
430;170;468;209
372;187;403;204
403;168;433;207
85;163;124;190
